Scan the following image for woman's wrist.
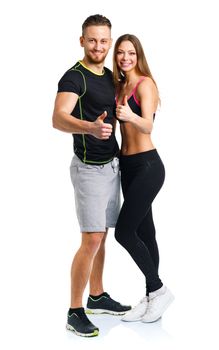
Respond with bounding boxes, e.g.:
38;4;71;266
129;112;138;123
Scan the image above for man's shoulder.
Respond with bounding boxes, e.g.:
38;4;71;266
59;63;86;85
104;66;113;76
63;63;84;78
58;62;86;94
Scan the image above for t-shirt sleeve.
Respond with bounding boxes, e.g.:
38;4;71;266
57;70;84;96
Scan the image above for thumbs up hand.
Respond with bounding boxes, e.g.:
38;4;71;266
116;95;135;122
97;110;108;122
92;111;113;139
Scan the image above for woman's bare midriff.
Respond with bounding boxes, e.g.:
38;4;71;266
120;123;155;155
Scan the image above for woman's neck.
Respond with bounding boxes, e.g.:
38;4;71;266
124;71;142;87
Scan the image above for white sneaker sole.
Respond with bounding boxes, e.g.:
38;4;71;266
121;316;144;322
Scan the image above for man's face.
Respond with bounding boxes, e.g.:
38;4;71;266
80;25;112;64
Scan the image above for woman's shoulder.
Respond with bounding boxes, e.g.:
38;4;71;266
136;76;157;96
137;76;155;87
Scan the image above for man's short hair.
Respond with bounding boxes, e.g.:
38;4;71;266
82;14;112;35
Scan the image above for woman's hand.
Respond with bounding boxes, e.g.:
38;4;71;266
116;95;136;122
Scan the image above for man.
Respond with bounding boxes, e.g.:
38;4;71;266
52;14;131;337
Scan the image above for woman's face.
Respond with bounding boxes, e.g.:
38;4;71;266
116;40;137;73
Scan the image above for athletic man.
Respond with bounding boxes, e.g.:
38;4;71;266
52;14;131;337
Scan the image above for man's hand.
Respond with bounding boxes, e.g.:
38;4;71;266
91;111;113;139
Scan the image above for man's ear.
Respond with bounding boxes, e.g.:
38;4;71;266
110;38;113;49
80;36;84;47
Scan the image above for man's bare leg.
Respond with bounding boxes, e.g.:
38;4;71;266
89;231;108;296
70;232;104;308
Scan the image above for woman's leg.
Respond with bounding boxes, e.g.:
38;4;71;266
115;153;165;293
136;207;159;295
137;207;159;273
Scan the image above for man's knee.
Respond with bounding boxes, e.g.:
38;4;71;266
82;232;105;254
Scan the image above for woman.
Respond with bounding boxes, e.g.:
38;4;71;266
113;34;174;323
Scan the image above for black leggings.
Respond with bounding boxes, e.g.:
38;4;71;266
115;149;165;293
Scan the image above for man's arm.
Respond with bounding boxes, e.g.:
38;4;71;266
52;92;112;139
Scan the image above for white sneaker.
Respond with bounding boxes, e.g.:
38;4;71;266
121;297;148;322
141;286;174;323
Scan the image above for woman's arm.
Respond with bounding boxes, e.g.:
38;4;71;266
116;77;158;134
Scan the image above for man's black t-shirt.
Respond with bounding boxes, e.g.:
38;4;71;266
58;61;119;164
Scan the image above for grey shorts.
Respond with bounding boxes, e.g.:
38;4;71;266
70;155;120;233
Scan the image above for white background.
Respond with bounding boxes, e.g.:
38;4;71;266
1;0;219;349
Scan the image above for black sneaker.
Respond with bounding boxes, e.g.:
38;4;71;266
66;308;99;337
86;292;132;315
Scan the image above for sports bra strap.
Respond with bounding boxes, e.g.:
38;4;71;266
132;76;147;95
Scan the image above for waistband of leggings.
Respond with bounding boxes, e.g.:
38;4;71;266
119;149;159;166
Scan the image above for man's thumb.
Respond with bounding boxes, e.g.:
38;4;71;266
98;111;107;121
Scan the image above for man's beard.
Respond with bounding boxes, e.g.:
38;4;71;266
86;51;107;64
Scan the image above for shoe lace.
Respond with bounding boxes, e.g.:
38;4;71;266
104;293;123;307
132;297;147;310
140;297;148;304
147;298;157;313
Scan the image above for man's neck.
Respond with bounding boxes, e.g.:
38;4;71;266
81;58;105;75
